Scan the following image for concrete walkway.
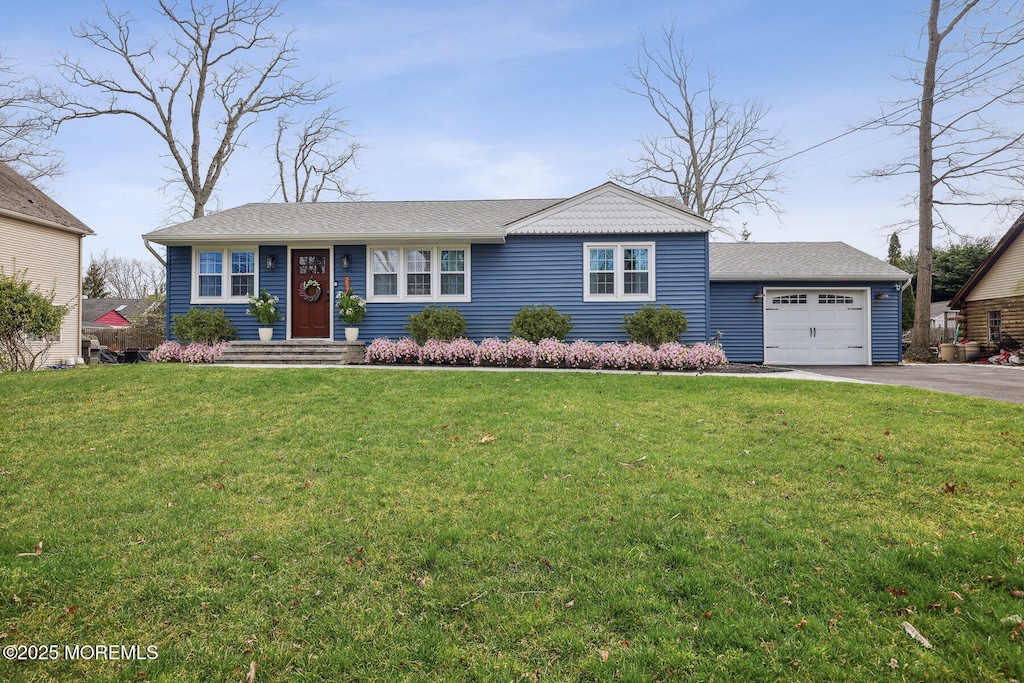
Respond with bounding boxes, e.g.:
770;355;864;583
791;363;1024;404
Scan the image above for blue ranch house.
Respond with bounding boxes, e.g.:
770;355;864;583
143;183;910;365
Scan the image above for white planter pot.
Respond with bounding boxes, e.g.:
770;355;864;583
345;327;359;342
258;327;274;342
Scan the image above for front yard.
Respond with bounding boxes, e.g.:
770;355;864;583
0;365;1022;681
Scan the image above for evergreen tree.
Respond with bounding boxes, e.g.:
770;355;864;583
82;261;108;298
887;233;901;266
902;282;916;332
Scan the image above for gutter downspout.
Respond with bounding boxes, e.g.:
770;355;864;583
144;238;166;267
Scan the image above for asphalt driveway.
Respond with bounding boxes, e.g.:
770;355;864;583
796;363;1024;404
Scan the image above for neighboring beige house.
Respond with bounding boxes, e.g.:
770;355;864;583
0;162;94;366
950;213;1024;350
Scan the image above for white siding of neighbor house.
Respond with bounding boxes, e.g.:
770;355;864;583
968;233;1024;301
0;215;83;366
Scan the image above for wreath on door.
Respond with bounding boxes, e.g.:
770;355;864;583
298;278;322;303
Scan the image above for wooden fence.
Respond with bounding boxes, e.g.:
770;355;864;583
86;326;165;351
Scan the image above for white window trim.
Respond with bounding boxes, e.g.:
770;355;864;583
366;245;471;303
190;246;259;305
582;242;656;302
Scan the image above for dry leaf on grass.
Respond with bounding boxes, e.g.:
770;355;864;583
17;541;42;557
599;649;609;662
478;434;497;444
245;660;256;683
902;621;932;648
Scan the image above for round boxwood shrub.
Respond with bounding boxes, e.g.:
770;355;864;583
622;304;687;348
171;307;238;344
509;304;574;342
405;305;467;343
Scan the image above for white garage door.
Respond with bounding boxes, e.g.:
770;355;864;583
764;289;870;365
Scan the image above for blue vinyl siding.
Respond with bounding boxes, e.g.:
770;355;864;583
334;233;709;344
710;280;905;363
708;282;765;362
165;245;288;341
166;246;190;336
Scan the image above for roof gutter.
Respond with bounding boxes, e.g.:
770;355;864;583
142;233;509;246
710;274;910;282
143;238;166;267
0;206;94;236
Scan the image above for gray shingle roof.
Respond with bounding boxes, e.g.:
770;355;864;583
142;183;711;244
0;162;93;234
144;198;565;242
710;242;910;281
81;298;160;325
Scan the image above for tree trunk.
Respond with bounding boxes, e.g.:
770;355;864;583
906;0;942;362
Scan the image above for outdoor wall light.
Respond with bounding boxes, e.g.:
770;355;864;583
341;254;351;269
753;291;765;300
875;292;890;300
266;254;276;270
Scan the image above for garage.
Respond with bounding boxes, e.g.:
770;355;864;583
763;288;870;365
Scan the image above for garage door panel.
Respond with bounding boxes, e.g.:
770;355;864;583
764;289;869;366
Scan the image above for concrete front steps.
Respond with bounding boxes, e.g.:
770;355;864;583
214;339;366;365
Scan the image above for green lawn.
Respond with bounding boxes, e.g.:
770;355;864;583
1;364;1022;682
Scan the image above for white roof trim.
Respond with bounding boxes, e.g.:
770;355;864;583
711;274;907;282
145;232;508;246
505;182;711;235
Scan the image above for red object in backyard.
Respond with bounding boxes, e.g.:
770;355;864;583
93;310;131;327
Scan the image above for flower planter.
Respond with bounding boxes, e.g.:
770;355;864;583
258;327;274;342
345;327;359;342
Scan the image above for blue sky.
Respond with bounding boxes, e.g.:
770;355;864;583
3;0;1003;262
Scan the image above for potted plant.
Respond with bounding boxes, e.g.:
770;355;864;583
246;288;283;341
336;287;366;341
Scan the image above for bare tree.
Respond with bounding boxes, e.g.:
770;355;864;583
612;22;785;232
0;53;63;182
46;0;330;219
273;106;365;202
89;250;165;299
863;0;1024;360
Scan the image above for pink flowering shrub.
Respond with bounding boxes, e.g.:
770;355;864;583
683;342;728;370
535;338;567;367
505;337;537;367
596;343;627;370
419;338;477;365
361;338;728;371
179;342;229;363
150;341;183;362
475;337;508;366
393;338;421;364
365;338;397;364
565;340;600;369
654;342;687;370
623;342;656;370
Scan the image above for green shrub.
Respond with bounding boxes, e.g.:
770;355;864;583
171;308;238;344
509;305;574;342
0;266;70;371
622;304;687;348
405;306;467;343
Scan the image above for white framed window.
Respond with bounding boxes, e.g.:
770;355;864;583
988;310;1002;343
367;246;471;302
583;242;655;302
192;247;257;304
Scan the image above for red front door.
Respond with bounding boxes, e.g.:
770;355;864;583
292;249;331;338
